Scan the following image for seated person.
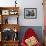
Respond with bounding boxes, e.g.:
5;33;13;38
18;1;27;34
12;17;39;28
21;28;41;46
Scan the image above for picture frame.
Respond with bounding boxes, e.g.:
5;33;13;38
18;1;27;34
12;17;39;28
2;10;9;15
24;8;37;19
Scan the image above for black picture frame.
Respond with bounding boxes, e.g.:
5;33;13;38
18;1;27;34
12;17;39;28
24;8;37;19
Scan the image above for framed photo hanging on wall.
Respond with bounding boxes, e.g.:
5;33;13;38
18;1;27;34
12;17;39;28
24;8;37;19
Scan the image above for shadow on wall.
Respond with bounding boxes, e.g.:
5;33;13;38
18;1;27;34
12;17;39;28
18;26;43;44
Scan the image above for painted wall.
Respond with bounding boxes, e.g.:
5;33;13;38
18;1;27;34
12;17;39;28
0;0;43;26
17;0;43;26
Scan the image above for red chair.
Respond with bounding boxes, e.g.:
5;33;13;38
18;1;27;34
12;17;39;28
21;28;41;46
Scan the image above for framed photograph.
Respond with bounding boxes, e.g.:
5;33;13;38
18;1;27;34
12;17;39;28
24;8;37;19
2;10;9;15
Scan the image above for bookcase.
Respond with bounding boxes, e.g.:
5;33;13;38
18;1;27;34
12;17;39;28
0;7;19;46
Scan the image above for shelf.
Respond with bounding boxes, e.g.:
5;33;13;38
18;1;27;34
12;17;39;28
0;7;19;16
0;7;19;15
0;24;19;32
2;40;19;43
0;7;19;24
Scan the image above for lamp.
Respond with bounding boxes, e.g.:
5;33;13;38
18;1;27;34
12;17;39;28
14;29;17;32
13;28;18;41
15;0;17;7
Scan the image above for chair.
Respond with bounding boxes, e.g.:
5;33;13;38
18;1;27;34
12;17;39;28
21;28;41;46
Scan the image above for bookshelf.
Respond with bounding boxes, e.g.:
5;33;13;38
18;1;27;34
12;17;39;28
0;7;19;46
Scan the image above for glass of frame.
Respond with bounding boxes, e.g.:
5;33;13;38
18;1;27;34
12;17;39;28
24;8;37;19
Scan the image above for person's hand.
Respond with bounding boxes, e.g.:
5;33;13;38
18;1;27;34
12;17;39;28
25;36;38;46
25;38;31;46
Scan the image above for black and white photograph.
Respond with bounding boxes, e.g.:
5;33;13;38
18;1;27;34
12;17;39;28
24;8;37;19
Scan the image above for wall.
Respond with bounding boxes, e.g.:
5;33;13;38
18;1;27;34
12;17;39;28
0;0;15;7
17;0;43;26
0;0;44;26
